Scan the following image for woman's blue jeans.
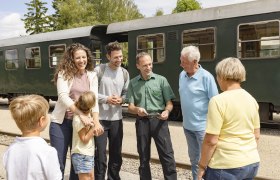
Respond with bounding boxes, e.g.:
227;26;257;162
49;119;78;180
204;162;259;180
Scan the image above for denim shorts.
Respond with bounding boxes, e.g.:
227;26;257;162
72;153;94;174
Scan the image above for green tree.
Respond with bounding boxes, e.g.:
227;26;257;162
22;0;53;34
154;8;164;16
172;0;201;13
52;0;97;30
52;0;143;30
51;0;62;30
92;0;143;24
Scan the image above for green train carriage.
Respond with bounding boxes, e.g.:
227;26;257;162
0;25;108;101
103;0;280;122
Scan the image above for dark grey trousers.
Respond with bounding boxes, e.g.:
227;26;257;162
94;120;123;180
136;116;177;180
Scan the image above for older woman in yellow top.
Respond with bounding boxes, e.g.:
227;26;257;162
198;57;260;180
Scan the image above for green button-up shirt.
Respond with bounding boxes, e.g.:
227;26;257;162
127;73;175;112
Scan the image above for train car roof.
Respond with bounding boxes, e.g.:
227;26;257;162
107;0;280;34
0;26;94;47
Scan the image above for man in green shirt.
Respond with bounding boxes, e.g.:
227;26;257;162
127;52;177;180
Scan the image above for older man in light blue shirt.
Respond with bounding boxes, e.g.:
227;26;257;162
179;46;218;180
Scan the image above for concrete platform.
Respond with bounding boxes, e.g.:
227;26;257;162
0;106;280;179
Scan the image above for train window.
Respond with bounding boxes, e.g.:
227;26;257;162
49;44;66;68
182;28;216;61
5;49;19;70
238;20;280;59
137;33;165;63
25;47;41;69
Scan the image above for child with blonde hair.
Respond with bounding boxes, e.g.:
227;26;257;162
3;95;61;180
72;91;101;180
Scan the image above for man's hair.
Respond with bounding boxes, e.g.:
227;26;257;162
75;91;96;114
216;57;246;83
9;95;49;132
181;45;201;62
136;52;151;64
105;41;122;56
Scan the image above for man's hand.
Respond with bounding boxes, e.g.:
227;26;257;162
137;107;148;117
158;110;169;120
107;95;122;105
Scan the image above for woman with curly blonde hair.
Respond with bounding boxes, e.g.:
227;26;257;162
50;43;104;179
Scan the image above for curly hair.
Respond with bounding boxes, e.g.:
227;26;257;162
53;43;94;83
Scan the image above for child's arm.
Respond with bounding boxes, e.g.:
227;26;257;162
78;125;95;144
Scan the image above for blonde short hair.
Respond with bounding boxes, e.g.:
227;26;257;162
9;95;49;132
215;57;246;82
75;91;96;114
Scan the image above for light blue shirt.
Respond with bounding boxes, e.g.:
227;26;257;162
179;65;218;131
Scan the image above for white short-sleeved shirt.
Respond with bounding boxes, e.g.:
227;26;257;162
3;136;62;180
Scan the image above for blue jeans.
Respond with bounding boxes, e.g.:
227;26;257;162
49;119;78;180
184;128;205;180
204;162;259;180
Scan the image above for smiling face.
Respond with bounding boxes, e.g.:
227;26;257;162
136;54;153;80
107;50;123;69
73;49;88;74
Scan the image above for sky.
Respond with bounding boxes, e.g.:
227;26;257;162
0;0;254;40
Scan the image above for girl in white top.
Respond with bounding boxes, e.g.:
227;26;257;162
72;91;101;180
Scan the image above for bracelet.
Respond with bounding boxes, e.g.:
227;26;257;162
198;163;207;171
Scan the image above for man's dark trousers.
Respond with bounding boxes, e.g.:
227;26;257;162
136;116;177;180
94;120;123;180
